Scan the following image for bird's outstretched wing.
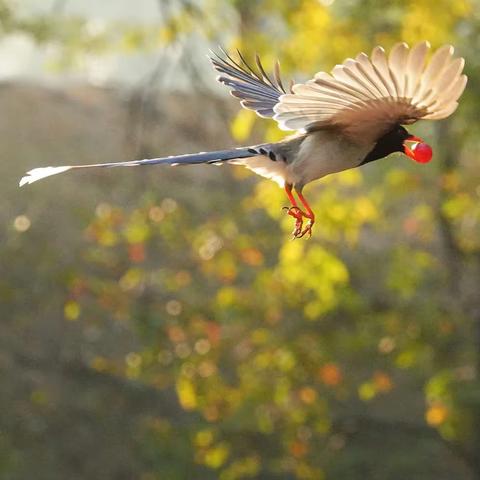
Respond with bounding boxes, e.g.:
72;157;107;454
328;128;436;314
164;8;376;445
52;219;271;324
274;42;467;144
210;49;292;118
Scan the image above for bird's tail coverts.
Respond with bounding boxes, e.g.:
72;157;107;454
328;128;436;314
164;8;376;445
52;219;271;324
19;147;264;186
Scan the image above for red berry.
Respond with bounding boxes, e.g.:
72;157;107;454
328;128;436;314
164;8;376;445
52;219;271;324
412;142;433;163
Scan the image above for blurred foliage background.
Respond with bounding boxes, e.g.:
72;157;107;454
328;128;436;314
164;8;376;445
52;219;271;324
2;0;480;479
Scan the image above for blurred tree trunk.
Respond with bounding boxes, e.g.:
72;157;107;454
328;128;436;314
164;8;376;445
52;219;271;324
474;306;480;480
436;120;480;479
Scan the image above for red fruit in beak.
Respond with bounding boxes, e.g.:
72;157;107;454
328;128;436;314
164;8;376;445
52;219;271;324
411;142;433;163
404;135;433;164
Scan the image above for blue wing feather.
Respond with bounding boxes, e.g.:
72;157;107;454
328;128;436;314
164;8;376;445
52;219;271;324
210;49;292;118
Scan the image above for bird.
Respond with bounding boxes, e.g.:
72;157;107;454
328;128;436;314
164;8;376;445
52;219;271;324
20;41;467;238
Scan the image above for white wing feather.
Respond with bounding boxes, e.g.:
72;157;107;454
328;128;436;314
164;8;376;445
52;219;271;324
274;42;467;143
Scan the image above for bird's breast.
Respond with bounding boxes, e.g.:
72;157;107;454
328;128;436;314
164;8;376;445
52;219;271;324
287;131;374;187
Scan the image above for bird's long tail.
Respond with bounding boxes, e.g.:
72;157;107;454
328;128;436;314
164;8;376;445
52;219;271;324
19;146;265;187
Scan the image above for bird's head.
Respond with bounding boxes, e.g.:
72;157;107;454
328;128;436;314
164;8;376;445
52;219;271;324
361;125;432;165
361;125;433;166
393;125;433;164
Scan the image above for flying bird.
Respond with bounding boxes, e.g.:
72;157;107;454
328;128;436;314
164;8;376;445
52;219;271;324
20;41;467;238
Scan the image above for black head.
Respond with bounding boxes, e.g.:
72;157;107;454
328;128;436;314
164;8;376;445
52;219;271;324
360;125;412;165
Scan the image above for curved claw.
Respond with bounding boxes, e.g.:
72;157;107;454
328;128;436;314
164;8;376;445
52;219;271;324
292;220;303;238
283;206;305;218
295;220;314;238
283;206;305;238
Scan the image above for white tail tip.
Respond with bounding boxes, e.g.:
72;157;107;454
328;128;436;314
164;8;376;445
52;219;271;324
19;166;72;187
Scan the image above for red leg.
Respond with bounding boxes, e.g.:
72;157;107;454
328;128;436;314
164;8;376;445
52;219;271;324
283;184;307;238
295;188;315;238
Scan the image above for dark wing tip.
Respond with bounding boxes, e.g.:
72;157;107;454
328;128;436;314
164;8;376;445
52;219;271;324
208;48;290;119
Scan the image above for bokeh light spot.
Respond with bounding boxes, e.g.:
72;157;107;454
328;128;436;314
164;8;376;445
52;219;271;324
14;214;31;232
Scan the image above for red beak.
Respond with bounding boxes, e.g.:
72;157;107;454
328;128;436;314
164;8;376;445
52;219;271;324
404;135;423;160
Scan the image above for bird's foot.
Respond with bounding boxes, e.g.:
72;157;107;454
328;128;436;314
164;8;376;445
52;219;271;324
283;206;309;239
282;185;316;239
292;220;304;238
296;219;314;239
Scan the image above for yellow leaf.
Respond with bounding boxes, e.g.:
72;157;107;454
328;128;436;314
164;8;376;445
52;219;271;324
176;377;197;411
204;442;230;469
358;382;376;401
426;404;449;426
216;287;237;308
195;429;214;448
157;26;174;45
98;229;118;247
119;268;143;291
219;455;260;480
251;328;269;345
124;218;150;244
395;350;416;369
230;109;256;142
31;389;48;405
64;300;80;321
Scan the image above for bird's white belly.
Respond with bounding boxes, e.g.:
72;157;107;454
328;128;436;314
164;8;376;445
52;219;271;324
286;131;374;187
231;155;288;186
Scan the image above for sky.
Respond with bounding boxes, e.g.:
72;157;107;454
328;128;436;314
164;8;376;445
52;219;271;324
0;0;219;88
